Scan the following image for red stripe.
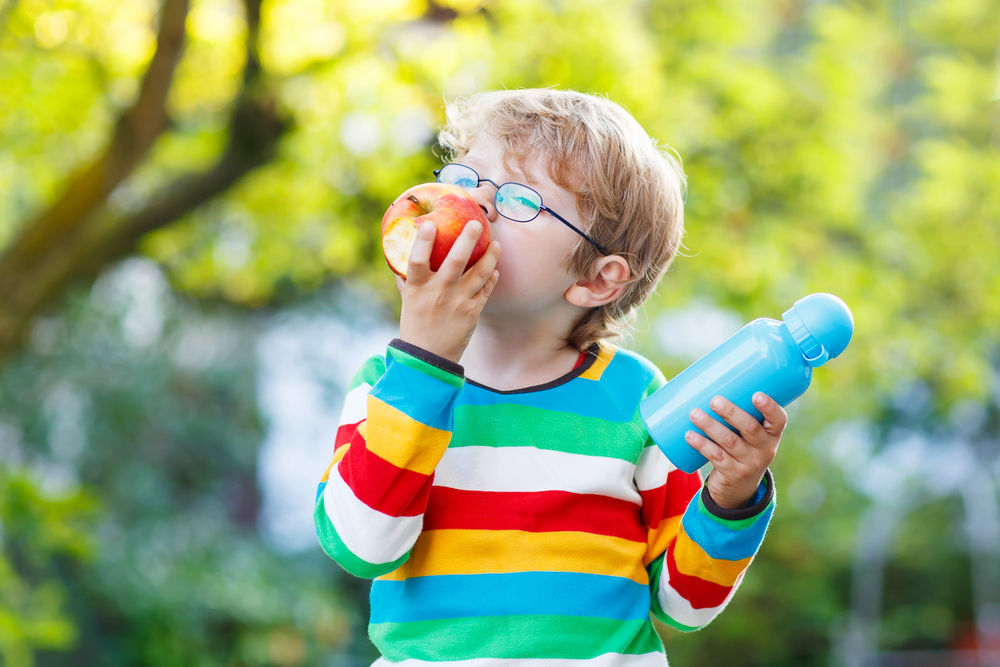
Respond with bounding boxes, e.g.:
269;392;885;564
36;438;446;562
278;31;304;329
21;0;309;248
337;430;433;517
640;469;703;528
424;487;646;542
664;541;735;609
335;421;361;448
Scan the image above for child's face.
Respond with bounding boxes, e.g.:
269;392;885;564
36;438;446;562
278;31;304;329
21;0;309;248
459;135;589;318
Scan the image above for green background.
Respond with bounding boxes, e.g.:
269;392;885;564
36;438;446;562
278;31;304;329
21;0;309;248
1;0;998;664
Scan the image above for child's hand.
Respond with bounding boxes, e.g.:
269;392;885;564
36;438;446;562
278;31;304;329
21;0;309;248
686;393;787;509
397;221;500;363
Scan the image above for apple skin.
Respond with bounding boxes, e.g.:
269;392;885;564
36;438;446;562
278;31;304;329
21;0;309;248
381;182;490;278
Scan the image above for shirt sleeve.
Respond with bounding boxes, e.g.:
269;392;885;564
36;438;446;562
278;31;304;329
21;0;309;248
634;380;776;631
314;339;464;578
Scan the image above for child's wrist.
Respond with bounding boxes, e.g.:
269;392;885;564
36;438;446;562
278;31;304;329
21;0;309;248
705;473;764;510
702;468;774;517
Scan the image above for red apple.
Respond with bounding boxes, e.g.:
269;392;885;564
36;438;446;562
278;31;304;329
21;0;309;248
381;182;490;279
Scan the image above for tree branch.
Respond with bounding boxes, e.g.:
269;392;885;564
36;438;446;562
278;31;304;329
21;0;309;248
0;0;189;356
4;0;189;268
0;0;289;365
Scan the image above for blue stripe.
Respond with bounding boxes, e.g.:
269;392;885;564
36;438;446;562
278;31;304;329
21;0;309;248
371;353;462;432
680;500;773;561
369;571;649;623
456;352;657;423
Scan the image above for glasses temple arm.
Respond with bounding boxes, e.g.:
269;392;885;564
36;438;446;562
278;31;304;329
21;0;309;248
542;207;609;255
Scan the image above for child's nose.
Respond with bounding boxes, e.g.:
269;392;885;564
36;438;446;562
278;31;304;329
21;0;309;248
470;185;499;222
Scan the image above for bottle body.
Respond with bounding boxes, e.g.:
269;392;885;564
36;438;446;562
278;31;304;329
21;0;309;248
640;318;813;473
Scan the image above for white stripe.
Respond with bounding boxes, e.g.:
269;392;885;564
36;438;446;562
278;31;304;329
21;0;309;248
322;467;421;564
435;446;641;504
634;444;678;491
656;575;742;630
338;382;371;426
373;652;668;667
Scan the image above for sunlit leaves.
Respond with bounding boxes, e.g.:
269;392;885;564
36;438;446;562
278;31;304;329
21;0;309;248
260;0;348;75
171;0;247;116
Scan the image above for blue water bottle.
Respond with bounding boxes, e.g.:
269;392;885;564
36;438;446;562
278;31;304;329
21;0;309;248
640;293;854;473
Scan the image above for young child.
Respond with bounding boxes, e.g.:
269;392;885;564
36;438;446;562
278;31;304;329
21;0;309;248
315;88;786;665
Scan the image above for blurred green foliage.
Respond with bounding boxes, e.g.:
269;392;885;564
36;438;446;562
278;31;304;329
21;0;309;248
0;262;363;665
1;0;998;664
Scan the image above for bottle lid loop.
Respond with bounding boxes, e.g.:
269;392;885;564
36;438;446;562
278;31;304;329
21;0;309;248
782;293;854;368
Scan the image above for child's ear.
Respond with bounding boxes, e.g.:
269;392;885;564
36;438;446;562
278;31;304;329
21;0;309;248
565;255;631;308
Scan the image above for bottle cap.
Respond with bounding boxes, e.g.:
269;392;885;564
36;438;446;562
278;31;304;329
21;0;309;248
782;293;854;368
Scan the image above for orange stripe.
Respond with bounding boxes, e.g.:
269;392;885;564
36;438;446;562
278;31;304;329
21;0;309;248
377;529;649;584
673;528;752;586
666;540;736;609
644;515;681;566
579;342;615;381
365;397;450;475
319;442;352;484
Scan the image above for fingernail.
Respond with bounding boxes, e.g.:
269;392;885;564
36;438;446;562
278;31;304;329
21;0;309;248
690;408;704;420
753;392;765;405
685;431;695;442
710;397;723;410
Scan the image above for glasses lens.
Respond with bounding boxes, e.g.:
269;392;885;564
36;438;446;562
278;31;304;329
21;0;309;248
495;183;542;222
437;164;479;189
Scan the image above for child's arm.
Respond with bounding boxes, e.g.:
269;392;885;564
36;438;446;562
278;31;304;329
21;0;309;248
314;342;465;578
638;390;780;631
314;221;498;578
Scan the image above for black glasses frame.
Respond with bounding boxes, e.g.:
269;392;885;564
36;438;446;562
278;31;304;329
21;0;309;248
434;163;608;255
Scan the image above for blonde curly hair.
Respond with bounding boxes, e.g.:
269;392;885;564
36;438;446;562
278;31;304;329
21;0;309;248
437;88;686;350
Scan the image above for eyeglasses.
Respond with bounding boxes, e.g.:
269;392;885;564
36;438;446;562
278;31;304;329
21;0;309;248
434;163;608;255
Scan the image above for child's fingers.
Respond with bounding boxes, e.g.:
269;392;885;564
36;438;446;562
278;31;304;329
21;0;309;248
473;269;500;304
405;222;437;283
684;429;728;466
753;392;787;436
709;396;766;443
463;240;501;292
689;406;749;460
437;221;485;279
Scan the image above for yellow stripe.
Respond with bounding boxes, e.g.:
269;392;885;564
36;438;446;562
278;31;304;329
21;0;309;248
332;444;351;465
377;529;649;584
365;397;450;475
643;515;681;566
673;529;752;586
319;443;352;484
579;342;616;381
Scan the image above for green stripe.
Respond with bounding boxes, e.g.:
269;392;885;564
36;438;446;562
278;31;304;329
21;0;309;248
451;403;644;461
314;495;409;579
350;355;386;391
371;614;663;661
387;346;464;388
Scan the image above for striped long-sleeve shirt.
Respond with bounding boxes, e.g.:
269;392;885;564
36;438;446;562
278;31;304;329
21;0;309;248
315;339;775;665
